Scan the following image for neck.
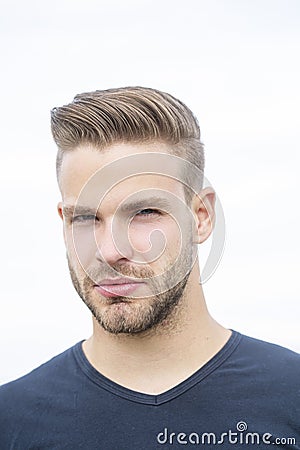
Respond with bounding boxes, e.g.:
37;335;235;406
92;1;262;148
82;266;230;394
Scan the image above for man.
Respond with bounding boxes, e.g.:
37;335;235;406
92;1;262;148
0;87;299;449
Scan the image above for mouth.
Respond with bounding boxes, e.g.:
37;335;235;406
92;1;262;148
94;278;145;298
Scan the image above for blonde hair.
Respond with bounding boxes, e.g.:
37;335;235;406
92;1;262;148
51;86;205;198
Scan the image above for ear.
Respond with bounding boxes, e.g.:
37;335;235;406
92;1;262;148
57;202;64;220
191;187;216;244
57;202;67;245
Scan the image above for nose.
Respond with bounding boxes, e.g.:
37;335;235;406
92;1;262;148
95;220;134;265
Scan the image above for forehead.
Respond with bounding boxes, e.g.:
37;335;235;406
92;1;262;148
59;142;186;207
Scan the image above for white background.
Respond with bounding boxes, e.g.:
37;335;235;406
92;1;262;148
0;0;299;384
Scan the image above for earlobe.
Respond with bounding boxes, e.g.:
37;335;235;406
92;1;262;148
192;187;216;244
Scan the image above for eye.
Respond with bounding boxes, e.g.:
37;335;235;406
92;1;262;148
135;209;161;217
72;214;98;223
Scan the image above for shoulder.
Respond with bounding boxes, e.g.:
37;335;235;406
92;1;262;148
0;341;82;406
237;331;299;362
0;342;83;447
231;331;300;382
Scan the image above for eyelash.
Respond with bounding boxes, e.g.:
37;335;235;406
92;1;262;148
135;209;161;217
71;215;97;223
71;209;161;223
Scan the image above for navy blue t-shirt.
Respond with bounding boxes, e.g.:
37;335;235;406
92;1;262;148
0;331;299;449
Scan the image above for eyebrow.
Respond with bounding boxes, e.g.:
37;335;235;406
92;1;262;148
62;197;173;218
62;205;96;218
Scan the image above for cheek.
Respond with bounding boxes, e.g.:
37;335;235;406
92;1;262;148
65;226;97;268
128;223;156;254
128;221;182;262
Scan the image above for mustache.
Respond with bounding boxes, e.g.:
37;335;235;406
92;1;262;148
87;263;155;284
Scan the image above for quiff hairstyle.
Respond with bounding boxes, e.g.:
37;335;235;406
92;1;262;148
51;86;205;201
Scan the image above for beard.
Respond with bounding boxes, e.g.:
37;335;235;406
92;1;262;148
67;242;196;335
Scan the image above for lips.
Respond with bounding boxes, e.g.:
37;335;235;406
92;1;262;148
94;278;144;298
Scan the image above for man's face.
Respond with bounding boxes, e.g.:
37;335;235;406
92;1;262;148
58;142;199;335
